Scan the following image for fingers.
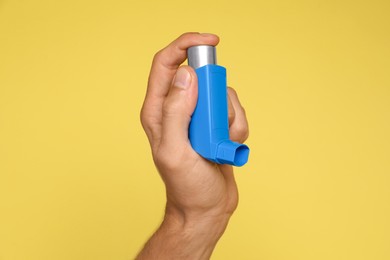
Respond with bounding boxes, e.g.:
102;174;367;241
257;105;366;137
159;66;198;152
227;87;249;143
227;93;236;126
141;33;219;147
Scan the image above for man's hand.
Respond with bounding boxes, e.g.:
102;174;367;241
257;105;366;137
137;33;249;260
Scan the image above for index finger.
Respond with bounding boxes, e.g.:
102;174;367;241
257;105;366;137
148;33;219;98
141;33;219;144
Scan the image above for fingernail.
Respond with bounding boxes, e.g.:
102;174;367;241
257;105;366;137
174;67;191;89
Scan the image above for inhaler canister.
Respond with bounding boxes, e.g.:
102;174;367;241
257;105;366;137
188;45;217;69
187;45;249;167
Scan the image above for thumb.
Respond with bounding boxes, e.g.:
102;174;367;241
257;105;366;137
160;66;198;148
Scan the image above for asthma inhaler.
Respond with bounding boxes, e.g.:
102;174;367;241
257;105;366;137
187;45;250;167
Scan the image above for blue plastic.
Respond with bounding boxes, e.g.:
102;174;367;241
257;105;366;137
189;64;250;166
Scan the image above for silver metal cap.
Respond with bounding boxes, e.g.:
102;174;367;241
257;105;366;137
187;45;217;69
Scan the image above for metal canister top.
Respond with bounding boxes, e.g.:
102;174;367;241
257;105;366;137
187;45;217;69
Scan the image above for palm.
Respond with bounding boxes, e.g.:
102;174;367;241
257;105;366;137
154;133;239;219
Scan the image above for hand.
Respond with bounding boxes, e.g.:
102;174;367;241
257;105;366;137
138;33;249;259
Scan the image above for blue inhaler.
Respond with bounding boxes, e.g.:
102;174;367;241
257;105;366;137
187;45;249;167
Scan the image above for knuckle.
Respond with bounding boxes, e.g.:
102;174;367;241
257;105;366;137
140;106;158;140
242;129;249;142
236;124;249;142
154;147;183;172
153;50;164;63
178;32;198;41
181;32;196;37
140;106;150;129
227;86;237;95
241;106;247;115
228;109;235;125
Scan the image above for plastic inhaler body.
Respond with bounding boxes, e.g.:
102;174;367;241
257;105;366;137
187;45;249;167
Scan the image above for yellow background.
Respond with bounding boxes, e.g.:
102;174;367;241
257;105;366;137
1;0;389;259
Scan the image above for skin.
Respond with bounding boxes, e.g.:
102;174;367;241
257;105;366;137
137;32;249;260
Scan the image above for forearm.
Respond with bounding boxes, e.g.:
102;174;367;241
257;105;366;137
136;208;231;260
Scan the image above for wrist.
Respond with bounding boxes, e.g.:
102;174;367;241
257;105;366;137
159;204;232;259
165;204;232;243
